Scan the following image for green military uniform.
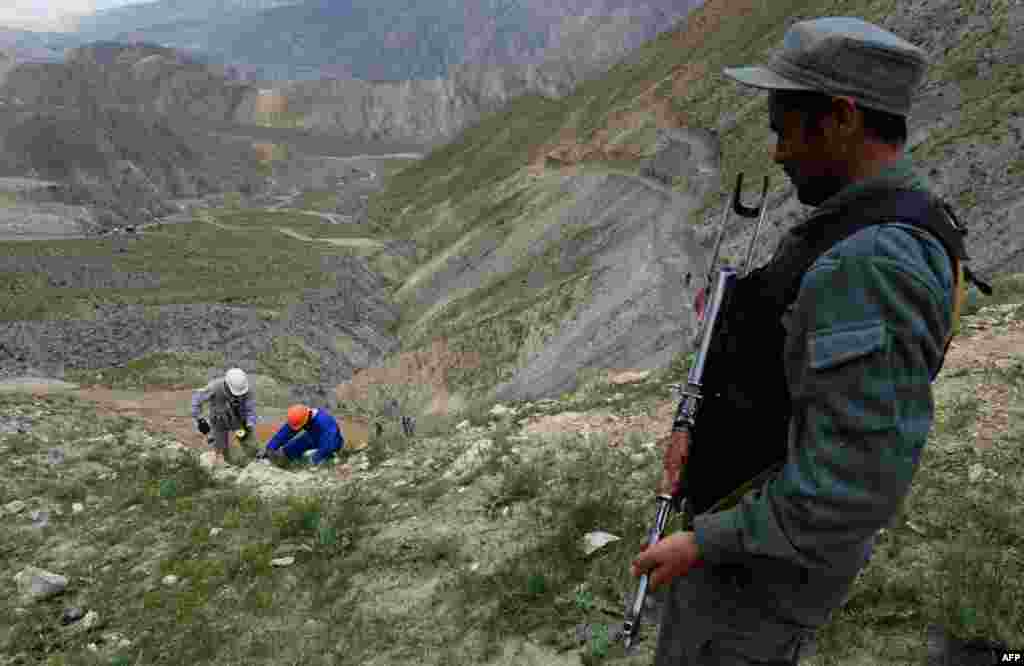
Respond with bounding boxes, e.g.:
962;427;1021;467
655;153;953;662
651;15;965;662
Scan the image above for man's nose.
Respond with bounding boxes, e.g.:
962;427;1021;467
772;137;786;165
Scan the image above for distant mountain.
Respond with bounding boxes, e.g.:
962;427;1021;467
73;0;303;42
71;0;696;82
0;28;86;64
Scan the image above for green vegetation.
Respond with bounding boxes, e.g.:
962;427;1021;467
961;272;1024;318
3;0;1023;662
0;393;377;666
0;207;385;322
256;336;322;386
3;314;1023;665
813;361;1024;663
367;93;571;233
296;189;340;212
66;351;227;390
0;191;18;207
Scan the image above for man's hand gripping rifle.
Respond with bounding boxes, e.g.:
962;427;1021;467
622;173;770;650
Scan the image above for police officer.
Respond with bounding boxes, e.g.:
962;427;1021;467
631;17;981;664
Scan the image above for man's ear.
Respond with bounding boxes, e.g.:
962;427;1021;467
831;96;862;138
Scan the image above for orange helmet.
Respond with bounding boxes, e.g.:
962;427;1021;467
287;404;312;430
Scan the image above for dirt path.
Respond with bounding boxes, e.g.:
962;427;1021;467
0;379;371;454
276;227;386;248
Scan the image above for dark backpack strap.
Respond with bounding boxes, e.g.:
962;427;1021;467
791;189;984;382
783;189;970;304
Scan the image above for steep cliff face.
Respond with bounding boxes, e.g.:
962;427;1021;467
1;40;642;148
1;44;252;123
240;60;597;146
228;4;701;145
71;0;700;83
0;44;269;229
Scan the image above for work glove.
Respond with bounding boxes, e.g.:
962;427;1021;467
659;429;691;498
196;418;211;435
235;427;250;441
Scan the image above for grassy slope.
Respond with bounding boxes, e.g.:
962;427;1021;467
1;294;1021;665
367;0;1021;400
0;209;365;321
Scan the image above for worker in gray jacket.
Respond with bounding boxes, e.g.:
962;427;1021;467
191;367;257;464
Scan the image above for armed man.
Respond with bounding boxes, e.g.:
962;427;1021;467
629;17;989;664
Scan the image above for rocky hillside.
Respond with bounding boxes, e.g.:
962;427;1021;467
0;38;660;147
357;0;1024;407
71;0;699;82
0;102;269;230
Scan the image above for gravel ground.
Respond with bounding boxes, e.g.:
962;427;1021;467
0;202;100;240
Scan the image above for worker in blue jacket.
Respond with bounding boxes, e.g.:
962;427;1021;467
259;404;344;465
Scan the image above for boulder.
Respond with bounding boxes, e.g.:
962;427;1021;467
14;566;68;602
642;130;693;186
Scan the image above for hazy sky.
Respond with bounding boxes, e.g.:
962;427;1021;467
0;0;145;32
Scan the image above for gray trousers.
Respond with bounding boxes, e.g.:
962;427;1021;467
653;565;813;666
208;411;243;455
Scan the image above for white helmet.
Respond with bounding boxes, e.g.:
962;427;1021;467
225;367;249;396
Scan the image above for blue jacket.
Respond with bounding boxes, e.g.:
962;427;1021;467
265;408;345;465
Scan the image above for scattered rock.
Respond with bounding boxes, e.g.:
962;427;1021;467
61;607;85;625
4;499;26;514
581;531;621;556
271;556;295;567
967;463;999;483
209;527;222;537
489;404;513;417
630;453;646;467
14;566;68;602
29;509;49;529
81;610;100;631
442;438;494;480
72;502;85;514
455;419;471;431
162;575;179;586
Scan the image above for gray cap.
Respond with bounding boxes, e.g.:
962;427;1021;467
723;17;928;116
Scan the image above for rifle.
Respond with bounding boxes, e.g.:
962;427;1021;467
622;173;770;650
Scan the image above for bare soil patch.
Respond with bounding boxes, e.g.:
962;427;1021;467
335;338;482;415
